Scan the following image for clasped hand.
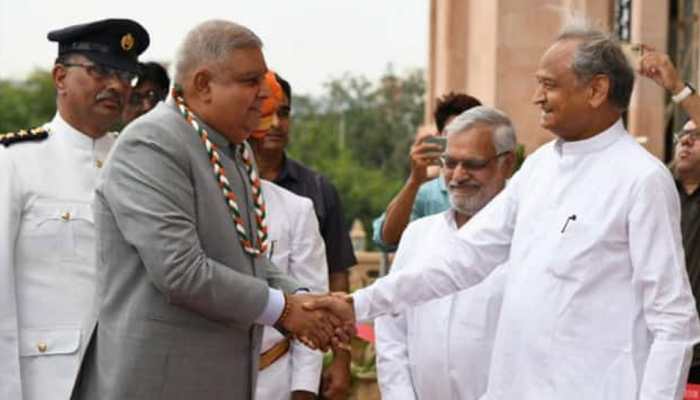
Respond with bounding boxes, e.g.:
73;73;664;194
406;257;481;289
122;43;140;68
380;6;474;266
278;292;356;352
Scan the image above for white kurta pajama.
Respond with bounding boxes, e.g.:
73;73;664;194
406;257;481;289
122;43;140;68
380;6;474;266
255;180;328;400
0;113;114;400
375;210;507;400
354;120;700;400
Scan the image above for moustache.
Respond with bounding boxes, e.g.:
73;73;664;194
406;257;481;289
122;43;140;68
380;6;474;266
447;181;482;192
95;91;123;107
448;180;481;191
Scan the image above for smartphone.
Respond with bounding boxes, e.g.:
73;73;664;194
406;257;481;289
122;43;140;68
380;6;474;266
424;135;447;153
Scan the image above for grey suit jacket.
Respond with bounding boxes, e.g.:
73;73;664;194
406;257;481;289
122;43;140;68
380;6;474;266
72;100;300;400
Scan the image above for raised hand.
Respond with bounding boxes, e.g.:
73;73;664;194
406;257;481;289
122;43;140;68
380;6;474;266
409;131;444;185
638;46;685;94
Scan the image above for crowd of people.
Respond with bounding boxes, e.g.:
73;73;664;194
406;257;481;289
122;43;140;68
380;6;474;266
1;15;700;400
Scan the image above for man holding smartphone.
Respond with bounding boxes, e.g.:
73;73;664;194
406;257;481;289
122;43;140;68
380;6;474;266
372;92;481;251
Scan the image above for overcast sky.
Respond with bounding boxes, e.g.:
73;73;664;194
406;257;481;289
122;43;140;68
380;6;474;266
0;0;428;96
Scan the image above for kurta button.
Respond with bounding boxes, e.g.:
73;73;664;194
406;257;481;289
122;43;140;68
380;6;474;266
37;342;47;353
95;159;103;168
61;211;71;221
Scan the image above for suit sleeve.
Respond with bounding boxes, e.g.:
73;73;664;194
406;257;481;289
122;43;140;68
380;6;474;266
263;258;301;294
102;126;270;325
629;168;700;400
289;198;328;393
375;225;420;400
0;150;23;399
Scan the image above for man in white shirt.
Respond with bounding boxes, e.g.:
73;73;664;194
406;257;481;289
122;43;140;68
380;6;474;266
255;182;329;400
375;106;515;400
0;19;149;400
251;72;329;400
309;24;700;400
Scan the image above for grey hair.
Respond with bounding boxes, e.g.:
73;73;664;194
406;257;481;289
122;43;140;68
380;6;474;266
444;106;517;154
174;20;262;83
557;23;634;111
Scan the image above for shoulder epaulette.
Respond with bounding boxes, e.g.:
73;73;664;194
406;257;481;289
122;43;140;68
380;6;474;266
0;127;49;147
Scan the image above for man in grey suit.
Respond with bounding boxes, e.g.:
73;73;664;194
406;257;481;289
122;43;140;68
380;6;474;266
72;19;341;400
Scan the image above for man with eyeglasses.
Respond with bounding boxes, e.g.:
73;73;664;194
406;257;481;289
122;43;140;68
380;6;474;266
372;92;482;251
673;122;700;384
122;61;170;124
639;47;700;384
0;18;148;400
375;105;514;400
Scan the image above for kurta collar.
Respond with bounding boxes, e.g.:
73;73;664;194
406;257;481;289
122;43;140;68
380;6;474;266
441;209;461;232
51;112;104;150
554;119;625;156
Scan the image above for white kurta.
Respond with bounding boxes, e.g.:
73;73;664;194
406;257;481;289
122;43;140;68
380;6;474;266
375;210;507;400
0;113;114;400
354;120;700;400
255;180;328;400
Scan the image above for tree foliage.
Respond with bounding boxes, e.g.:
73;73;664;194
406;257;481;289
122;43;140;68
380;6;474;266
0;70;56;133
287;68;426;246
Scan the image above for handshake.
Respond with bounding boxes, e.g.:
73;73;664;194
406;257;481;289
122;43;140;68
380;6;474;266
275;292;357;352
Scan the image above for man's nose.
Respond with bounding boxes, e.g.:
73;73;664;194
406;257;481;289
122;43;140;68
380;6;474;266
532;85;544;105
270;112;280;128
452;162;474;180
258;79;270;100
105;74;130;96
680;134;696;147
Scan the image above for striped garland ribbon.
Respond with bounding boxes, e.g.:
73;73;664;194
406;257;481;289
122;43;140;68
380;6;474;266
172;86;269;256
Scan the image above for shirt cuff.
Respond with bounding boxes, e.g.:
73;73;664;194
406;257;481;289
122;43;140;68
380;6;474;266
352;290;370;322
256;287;286;326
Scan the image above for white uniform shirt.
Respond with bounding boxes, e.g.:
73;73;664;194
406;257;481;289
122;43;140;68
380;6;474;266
354;120;700;400
255;180;328;400
0;113;114;400
375;210;507;400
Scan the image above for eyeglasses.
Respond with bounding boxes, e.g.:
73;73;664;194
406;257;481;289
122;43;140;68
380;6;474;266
674;129;700;145
440;151;511;171
276;105;291;118
129;89;163;106
62;62;137;84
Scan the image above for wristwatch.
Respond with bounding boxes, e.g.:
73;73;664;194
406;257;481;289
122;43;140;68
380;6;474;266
672;82;696;103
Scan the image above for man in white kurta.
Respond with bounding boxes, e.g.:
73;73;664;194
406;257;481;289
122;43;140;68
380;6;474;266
375;106;515;400
318;27;700;400
255;180;328;400
0;19;148;400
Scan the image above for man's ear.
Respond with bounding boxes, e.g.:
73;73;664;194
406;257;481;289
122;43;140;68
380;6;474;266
53;64;68;95
192;68;213;103
588;74;610;108
502;151;517;178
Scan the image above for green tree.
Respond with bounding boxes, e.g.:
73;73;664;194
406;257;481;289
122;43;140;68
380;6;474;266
0;70;56;133
287;68;426;248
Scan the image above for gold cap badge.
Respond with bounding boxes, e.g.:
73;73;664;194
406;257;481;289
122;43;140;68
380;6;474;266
121;33;135;51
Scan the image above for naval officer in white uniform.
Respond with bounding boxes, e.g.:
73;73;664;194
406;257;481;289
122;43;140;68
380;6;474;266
0;18;149;400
